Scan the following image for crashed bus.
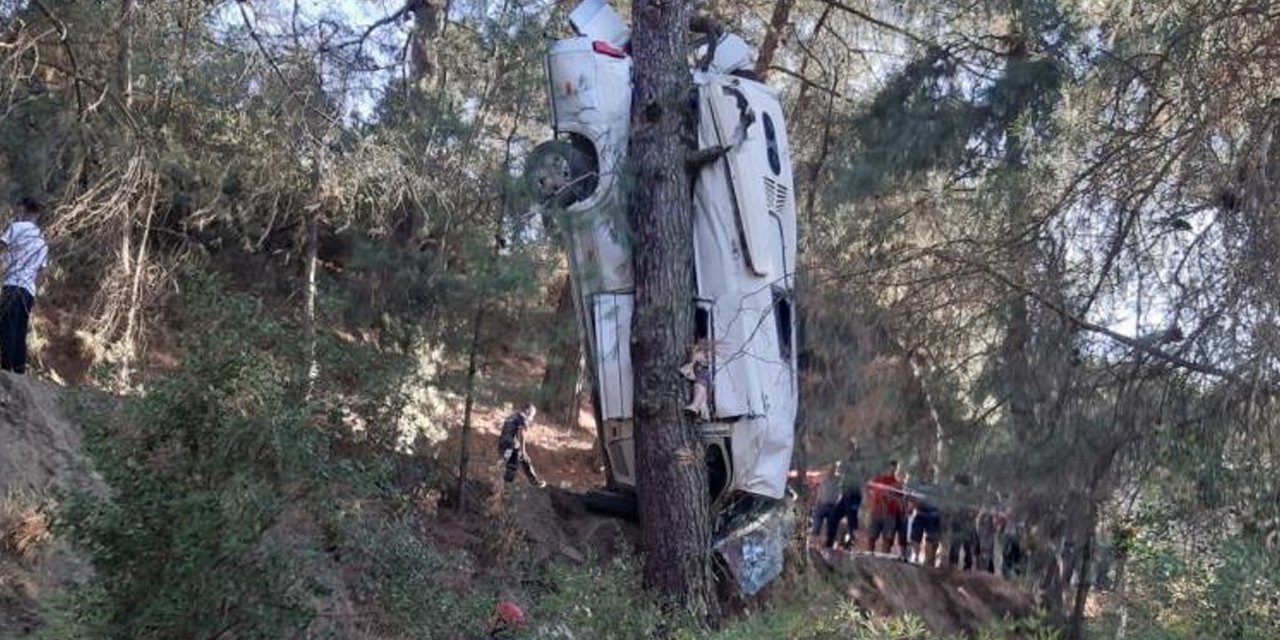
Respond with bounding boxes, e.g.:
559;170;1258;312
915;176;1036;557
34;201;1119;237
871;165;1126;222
525;2;798;589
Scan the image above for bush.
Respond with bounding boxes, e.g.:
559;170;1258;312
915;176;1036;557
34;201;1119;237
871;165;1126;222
56;278;332;638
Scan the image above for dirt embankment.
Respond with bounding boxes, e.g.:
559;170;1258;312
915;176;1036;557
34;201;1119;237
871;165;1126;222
0;374;105;636
814;549;1037;636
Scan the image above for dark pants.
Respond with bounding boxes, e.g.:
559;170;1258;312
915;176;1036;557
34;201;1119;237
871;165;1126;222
0;286;34;374
841;500;860;548
811;502;840;548
949;528;980;570
912;512;942;566
502;447;540;485
867;512;897;552
896;513;910;558
1004;536;1025;577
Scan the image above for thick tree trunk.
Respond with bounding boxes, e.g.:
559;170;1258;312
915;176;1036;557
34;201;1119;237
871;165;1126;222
539;274;582;430
628;0;718;620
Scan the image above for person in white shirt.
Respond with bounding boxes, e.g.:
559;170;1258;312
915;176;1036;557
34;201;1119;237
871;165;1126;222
0;197;48;374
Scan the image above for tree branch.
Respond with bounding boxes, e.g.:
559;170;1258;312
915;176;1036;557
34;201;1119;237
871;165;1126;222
811;0;933;49
29;0;85;116
930;249;1238;381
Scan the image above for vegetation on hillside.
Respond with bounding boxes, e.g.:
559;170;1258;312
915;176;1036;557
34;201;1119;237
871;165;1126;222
0;0;1276;637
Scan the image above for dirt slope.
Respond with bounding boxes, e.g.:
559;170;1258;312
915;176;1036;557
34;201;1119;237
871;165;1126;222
815;549;1037;636
0;373;104;636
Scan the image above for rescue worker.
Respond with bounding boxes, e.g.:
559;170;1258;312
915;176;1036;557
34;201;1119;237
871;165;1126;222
1003;518;1026;578
810;461;843;548
945;474;980;570
895;471;912;561
909;486;943;567
978;503;1000;574
865;460;904;554
497;405;546;487
837;475;862;549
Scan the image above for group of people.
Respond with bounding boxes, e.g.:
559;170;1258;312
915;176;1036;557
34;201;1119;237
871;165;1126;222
807;460;1026;576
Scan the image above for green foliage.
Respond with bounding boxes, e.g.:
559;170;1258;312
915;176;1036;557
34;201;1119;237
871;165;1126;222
531;552;694;640
833;50;980;201
56;278;330;638
1098;533;1280;640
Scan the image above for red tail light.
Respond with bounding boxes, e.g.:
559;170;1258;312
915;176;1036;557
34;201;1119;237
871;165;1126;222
592;40;628;58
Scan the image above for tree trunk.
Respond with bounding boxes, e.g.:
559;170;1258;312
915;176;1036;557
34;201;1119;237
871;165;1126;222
628;0;718;620
118;180;155;388
1068;524;1096;640
906;351;944;483
539;274;582;430
455;302;483;513
457;119;522;512
116;0;135;109
304;204;320;398
410;0;439;90
1114;550;1129;640
753;0;794;80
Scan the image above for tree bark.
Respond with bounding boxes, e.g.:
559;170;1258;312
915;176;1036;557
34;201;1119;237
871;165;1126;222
119;179;155;388
754;0;794;80
539;274;583;430
116;0;135;109
1068;523;1096;640
628;0;718;620
410;0;439;90
457;118;522;511
455;302;483;513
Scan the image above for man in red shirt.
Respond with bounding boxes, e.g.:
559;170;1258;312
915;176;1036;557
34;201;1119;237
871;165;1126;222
864;460;904;554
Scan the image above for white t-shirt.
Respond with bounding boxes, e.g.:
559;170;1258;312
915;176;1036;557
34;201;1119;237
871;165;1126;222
1;220;48;296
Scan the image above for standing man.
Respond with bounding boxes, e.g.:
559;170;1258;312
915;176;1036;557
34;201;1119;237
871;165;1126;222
810;461;843;548
0;197;48;374
909;486;943;567
497;404;546;487
837;474;862;550
946;474;981;570
865;460;904;554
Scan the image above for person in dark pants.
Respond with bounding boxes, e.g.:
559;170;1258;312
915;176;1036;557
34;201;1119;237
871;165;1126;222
865;460;904;554
894;471;913;561
838;478;862;549
497;405;546;487
910;489;943;566
0;197;47;375
810;461;843;548
945;475;980;570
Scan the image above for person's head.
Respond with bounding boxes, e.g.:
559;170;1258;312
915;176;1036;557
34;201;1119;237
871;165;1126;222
522;403;537;421
14;197;42;222
886;459;899;476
